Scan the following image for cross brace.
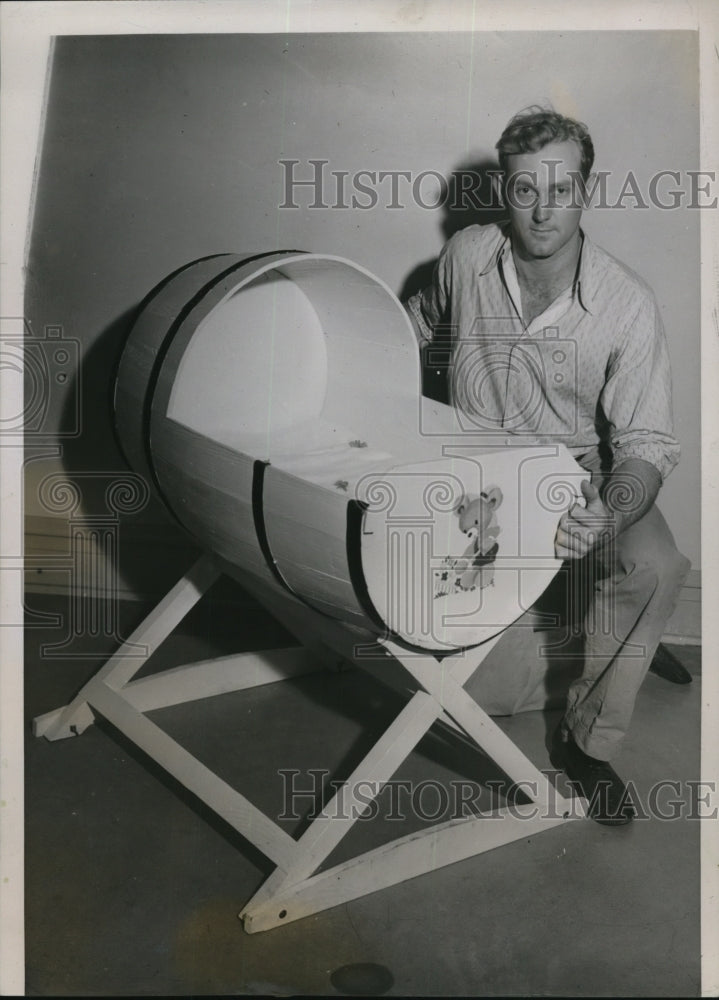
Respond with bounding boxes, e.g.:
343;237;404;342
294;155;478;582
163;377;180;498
33;555;585;933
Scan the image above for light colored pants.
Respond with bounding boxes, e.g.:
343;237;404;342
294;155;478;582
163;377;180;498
464;481;690;761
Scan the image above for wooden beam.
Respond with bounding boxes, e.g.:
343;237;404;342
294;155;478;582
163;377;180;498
86;682;297;871
37;555;220;741
121;647;319;712
272;689;443;887
242;804;583;933
384;640;574;814
32;701;95;739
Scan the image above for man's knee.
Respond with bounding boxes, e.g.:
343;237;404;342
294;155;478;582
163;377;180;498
612;505;690;587
656;545;691;588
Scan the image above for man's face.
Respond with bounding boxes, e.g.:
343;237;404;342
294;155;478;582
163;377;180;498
503;140;586;260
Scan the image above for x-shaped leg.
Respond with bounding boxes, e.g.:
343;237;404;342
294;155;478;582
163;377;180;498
240;635;584;932
33;556;585;935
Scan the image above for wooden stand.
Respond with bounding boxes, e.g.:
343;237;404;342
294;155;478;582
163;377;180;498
33;554;585;934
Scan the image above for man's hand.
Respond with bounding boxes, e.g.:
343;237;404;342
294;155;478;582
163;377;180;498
555;458;662;560
555;478;615;560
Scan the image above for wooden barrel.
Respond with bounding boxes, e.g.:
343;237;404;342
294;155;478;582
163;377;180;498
114;251;587;652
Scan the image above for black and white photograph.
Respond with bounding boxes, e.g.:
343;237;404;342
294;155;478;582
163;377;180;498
1;1;717;996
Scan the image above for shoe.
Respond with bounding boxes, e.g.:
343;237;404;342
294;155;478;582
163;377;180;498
550;724;636;826
648;643;692;684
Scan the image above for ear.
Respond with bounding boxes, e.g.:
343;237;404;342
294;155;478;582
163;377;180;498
484;486;503;509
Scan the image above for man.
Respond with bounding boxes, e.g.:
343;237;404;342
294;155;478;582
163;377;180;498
405;107;691;825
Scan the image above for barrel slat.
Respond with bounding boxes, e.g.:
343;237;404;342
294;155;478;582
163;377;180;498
114;251;586;653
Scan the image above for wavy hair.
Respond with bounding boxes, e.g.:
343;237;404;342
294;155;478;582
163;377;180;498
495;106;595;182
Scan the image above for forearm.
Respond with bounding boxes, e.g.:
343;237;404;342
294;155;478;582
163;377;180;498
600;458;661;537
404;299;432;349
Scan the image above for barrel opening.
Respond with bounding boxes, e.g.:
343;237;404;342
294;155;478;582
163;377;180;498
166;267;328;452
164;256;417;491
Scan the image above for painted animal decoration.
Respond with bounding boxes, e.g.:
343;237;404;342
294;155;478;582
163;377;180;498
434;486;504;597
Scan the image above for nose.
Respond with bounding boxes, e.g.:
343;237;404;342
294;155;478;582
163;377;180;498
532;199;550;223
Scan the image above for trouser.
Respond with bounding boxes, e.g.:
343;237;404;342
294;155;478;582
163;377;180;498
464;469;691;761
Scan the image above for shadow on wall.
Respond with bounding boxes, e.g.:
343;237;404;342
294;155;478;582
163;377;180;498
54;303;201;600
398;157;506;405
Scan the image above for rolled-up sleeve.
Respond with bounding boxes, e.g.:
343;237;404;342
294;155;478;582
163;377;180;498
405;238;454;347
600;291;680;480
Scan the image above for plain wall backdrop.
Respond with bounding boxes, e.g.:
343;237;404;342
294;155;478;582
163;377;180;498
25;30;700;584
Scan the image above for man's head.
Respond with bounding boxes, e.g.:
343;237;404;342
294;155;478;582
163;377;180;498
496;107;594;183
495;107;595;261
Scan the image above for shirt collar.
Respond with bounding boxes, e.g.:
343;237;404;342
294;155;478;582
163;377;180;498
478;224;599;315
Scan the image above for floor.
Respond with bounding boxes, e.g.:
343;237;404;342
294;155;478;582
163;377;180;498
24;581;702;997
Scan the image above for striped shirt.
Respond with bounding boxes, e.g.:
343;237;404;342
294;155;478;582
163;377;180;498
406;223;680;480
